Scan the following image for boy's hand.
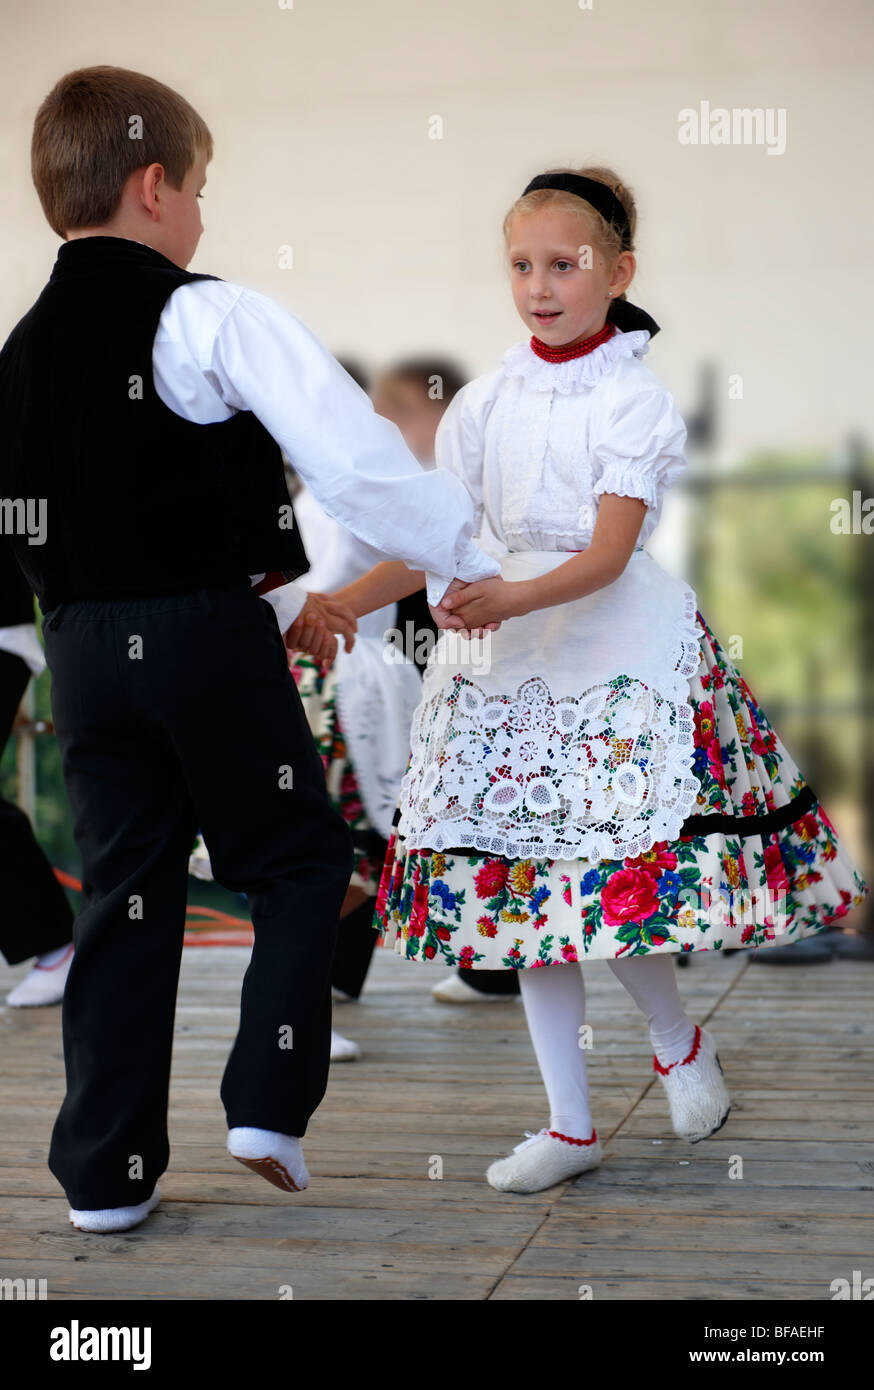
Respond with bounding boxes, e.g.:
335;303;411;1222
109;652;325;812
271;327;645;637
442;576;518;635
284;592;357;668
427;577;471;631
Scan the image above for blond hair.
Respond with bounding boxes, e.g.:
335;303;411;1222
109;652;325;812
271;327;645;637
32;65;214;238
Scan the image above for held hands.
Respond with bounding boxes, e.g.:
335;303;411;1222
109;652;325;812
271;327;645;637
428;575;518;638
283;591;357;669
426;578;476;632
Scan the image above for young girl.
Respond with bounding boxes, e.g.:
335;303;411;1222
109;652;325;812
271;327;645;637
331;166;870;1195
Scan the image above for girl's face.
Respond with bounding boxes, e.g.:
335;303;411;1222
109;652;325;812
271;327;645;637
507;207;635;349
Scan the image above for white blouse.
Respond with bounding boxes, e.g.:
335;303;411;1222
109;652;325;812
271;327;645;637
426;327;688;564
401;329;705;863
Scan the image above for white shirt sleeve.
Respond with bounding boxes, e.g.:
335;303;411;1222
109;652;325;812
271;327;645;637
423;383;490;606
291;485;390;594
153;281;500;611
589;371;688;511
259;581;308;630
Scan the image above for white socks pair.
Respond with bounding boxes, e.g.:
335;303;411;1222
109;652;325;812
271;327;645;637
518;954;697;1140
68;1128;308;1232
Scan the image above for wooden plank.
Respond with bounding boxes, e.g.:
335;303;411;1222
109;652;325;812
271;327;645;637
488;1276;833;1301
2;939;872;1301
0;1256;497;1301
509;1211;873;1255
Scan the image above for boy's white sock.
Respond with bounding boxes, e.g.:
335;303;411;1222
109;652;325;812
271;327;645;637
69;1186;161;1233
227;1127;310;1192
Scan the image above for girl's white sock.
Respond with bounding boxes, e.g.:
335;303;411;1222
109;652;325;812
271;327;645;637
607;954;697;1067
518;963;594;1141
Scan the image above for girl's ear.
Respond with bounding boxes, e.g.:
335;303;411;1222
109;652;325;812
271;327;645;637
612;250;636;296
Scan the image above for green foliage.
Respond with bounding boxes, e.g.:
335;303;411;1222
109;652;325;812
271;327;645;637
691;450;870;801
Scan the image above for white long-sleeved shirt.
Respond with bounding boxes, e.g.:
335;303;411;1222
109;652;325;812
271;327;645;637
152;278;500;626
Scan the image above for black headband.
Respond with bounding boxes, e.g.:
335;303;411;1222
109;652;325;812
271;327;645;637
519;172;660;339
522;173;632;249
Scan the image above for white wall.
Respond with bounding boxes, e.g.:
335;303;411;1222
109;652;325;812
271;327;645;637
2;0;872;452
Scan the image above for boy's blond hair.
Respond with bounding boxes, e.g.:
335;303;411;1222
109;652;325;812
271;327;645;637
31;65;213;238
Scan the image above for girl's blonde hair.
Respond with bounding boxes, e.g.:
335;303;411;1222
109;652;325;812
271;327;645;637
503;165;637;300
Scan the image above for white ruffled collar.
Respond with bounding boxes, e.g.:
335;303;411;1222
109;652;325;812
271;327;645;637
501;327;651;394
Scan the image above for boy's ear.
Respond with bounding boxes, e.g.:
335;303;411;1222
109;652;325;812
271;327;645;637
133;163;166;218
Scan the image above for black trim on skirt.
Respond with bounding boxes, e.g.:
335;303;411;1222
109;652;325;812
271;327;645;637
389;786;819;856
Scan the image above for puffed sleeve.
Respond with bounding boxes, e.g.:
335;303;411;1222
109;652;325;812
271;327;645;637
590;375;688;512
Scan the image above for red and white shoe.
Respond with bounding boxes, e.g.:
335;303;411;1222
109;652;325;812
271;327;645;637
654;1024;731;1142
6;943;74;1007
486;1127;602;1193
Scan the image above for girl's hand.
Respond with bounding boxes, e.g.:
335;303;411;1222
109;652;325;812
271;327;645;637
427;577;504;639
443;576;519;635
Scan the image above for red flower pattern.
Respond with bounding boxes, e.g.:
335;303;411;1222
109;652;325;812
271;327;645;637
475;859;510;897
601;867;661;927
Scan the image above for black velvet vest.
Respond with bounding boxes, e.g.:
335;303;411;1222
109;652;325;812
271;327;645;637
0;237;309;612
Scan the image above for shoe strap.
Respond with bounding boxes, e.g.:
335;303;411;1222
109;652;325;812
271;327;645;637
653;1023;703;1075
547;1128;598;1147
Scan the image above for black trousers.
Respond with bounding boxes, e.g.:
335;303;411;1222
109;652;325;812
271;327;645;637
457;966;521;995
0;649;74;964
331;895;379;998
42;583;354;1210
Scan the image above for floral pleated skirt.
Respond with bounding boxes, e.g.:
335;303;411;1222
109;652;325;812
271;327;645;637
290;653;383;896
373;610;869;966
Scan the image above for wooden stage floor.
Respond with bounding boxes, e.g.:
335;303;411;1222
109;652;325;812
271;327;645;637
1;934;872;1300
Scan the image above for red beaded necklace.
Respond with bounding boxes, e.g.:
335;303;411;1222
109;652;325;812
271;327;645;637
530;319;615;363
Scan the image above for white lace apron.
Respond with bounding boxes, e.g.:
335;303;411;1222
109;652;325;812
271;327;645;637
397;545;704;861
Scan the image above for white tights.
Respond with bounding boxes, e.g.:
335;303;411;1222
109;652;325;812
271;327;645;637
517;955;697;1141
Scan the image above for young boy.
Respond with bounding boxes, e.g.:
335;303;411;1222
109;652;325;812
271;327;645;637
0;65;499;1232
